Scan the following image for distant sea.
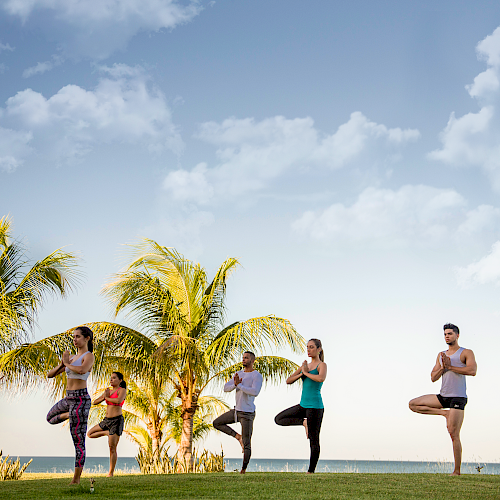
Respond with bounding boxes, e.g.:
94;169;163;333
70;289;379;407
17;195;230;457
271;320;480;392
17;457;500;475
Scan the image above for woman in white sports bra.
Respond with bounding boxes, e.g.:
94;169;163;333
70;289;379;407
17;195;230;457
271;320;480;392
47;326;95;485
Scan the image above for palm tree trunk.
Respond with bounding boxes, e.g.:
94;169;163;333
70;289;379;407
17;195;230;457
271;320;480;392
178;396;197;470
179;412;194;469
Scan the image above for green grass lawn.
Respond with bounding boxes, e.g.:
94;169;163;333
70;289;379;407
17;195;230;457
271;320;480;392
1;473;499;500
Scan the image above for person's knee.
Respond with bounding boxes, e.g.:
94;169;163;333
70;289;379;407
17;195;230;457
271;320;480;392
109;444;117;453
274;415;283;426
408;399;417;411
212;418;222;430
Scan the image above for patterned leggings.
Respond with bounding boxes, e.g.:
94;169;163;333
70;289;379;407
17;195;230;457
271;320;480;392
47;388;91;468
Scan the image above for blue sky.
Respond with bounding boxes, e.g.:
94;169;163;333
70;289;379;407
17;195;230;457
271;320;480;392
1;0;500;463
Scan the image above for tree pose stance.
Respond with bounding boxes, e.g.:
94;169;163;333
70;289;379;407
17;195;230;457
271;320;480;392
47;326;94;484
275;339;327;474
87;371;127;476
213;351;263;474
409;323;477;476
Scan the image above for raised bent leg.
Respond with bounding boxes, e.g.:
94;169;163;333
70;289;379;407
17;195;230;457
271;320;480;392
409;394;446;416
213;410;244;451
47;397;70;424
274;405;306;426
87;424;109;439
447;409;465;476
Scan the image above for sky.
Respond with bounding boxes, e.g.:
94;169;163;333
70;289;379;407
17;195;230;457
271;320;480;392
1;0;500;464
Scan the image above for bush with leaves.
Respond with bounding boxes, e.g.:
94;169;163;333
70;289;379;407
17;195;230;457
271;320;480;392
0;450;32;480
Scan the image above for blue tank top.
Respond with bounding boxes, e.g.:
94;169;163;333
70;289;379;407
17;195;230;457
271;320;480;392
300;366;324;409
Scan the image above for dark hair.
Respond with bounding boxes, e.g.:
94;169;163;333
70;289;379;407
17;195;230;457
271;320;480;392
443;323;459;335
113;371;127;389
309;338;324;362
243;351;256;361
75;326;94;353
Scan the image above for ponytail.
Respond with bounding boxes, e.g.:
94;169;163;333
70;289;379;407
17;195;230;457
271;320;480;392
75;326;94;353
309;338;324;362
113;371;127;389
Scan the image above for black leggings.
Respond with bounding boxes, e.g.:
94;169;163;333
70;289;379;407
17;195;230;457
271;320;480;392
213;410;255;470
275;404;324;473
47;388;91;468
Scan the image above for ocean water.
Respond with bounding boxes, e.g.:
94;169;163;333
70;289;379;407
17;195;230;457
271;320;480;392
17;457;500;475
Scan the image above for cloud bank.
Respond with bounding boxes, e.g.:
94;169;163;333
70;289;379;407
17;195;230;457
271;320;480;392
0;64;182;170
456;241;500;287
292;185;500;248
430;27;500;191
163;112;420;202
2;0;202;60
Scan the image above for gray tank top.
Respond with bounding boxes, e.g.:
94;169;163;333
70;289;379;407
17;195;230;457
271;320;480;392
65;351;91;381
440;347;467;398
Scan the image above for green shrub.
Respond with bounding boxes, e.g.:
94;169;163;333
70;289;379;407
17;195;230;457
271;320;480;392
136;447;225;474
0;450;32;480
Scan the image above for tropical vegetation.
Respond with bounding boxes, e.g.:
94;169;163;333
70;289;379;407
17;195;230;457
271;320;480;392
0;240;304;467
0;215;80;354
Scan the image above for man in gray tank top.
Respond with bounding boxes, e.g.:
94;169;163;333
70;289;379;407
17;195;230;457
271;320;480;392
409;323;477;476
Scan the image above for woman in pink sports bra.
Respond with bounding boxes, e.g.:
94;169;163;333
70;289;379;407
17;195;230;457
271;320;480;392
87;371;127;477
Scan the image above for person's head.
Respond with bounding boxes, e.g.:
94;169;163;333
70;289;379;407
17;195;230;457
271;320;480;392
110;371;127;389
307;339;324;361
443;323;459;346
242;351;256;368
73;326;94;352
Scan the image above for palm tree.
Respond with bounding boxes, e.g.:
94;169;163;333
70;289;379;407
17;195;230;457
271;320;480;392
0;215;80;353
0;240;304;467
99;240;304;465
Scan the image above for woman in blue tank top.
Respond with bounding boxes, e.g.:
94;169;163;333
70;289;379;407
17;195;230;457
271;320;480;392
275;339;327;473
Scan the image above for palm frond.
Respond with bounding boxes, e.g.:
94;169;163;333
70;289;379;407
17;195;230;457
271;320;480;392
206;316;304;368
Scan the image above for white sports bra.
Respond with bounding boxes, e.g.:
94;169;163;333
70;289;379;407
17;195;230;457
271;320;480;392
65;351;91;380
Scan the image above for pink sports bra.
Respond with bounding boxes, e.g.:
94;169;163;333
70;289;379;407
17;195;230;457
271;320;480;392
106;388;125;407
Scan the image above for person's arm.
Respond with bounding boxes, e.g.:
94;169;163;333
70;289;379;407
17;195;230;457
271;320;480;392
63;352;95;375
302;362;327;383
286;366;303;385
445;349;477;376
47;357;66;378
224;375;236;392
92;392;106;405
237;372;263;396
431;353;445;382
104;388;127;404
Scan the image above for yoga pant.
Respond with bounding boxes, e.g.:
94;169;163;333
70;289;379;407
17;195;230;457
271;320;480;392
275;404;324;473
47;388;91;468
213;409;255;470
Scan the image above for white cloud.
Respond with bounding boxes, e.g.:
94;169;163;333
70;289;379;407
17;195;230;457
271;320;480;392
456;241;500;287
2;0;202;60
429;26;500;191
23;55;64;78
0;65;182;168
0;41;14;52
166;112;419;202
0;127;33;172
163;163;214;204
292;185;500;248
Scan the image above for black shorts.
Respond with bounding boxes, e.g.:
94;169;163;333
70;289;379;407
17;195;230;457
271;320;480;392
99;415;124;436
437;394;467;410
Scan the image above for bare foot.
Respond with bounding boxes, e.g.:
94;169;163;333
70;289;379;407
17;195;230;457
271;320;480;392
303;418;308;439
69;480;80;485
240;469;246;474
235;434;244;452
450;471;461;476
107;473;114;477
